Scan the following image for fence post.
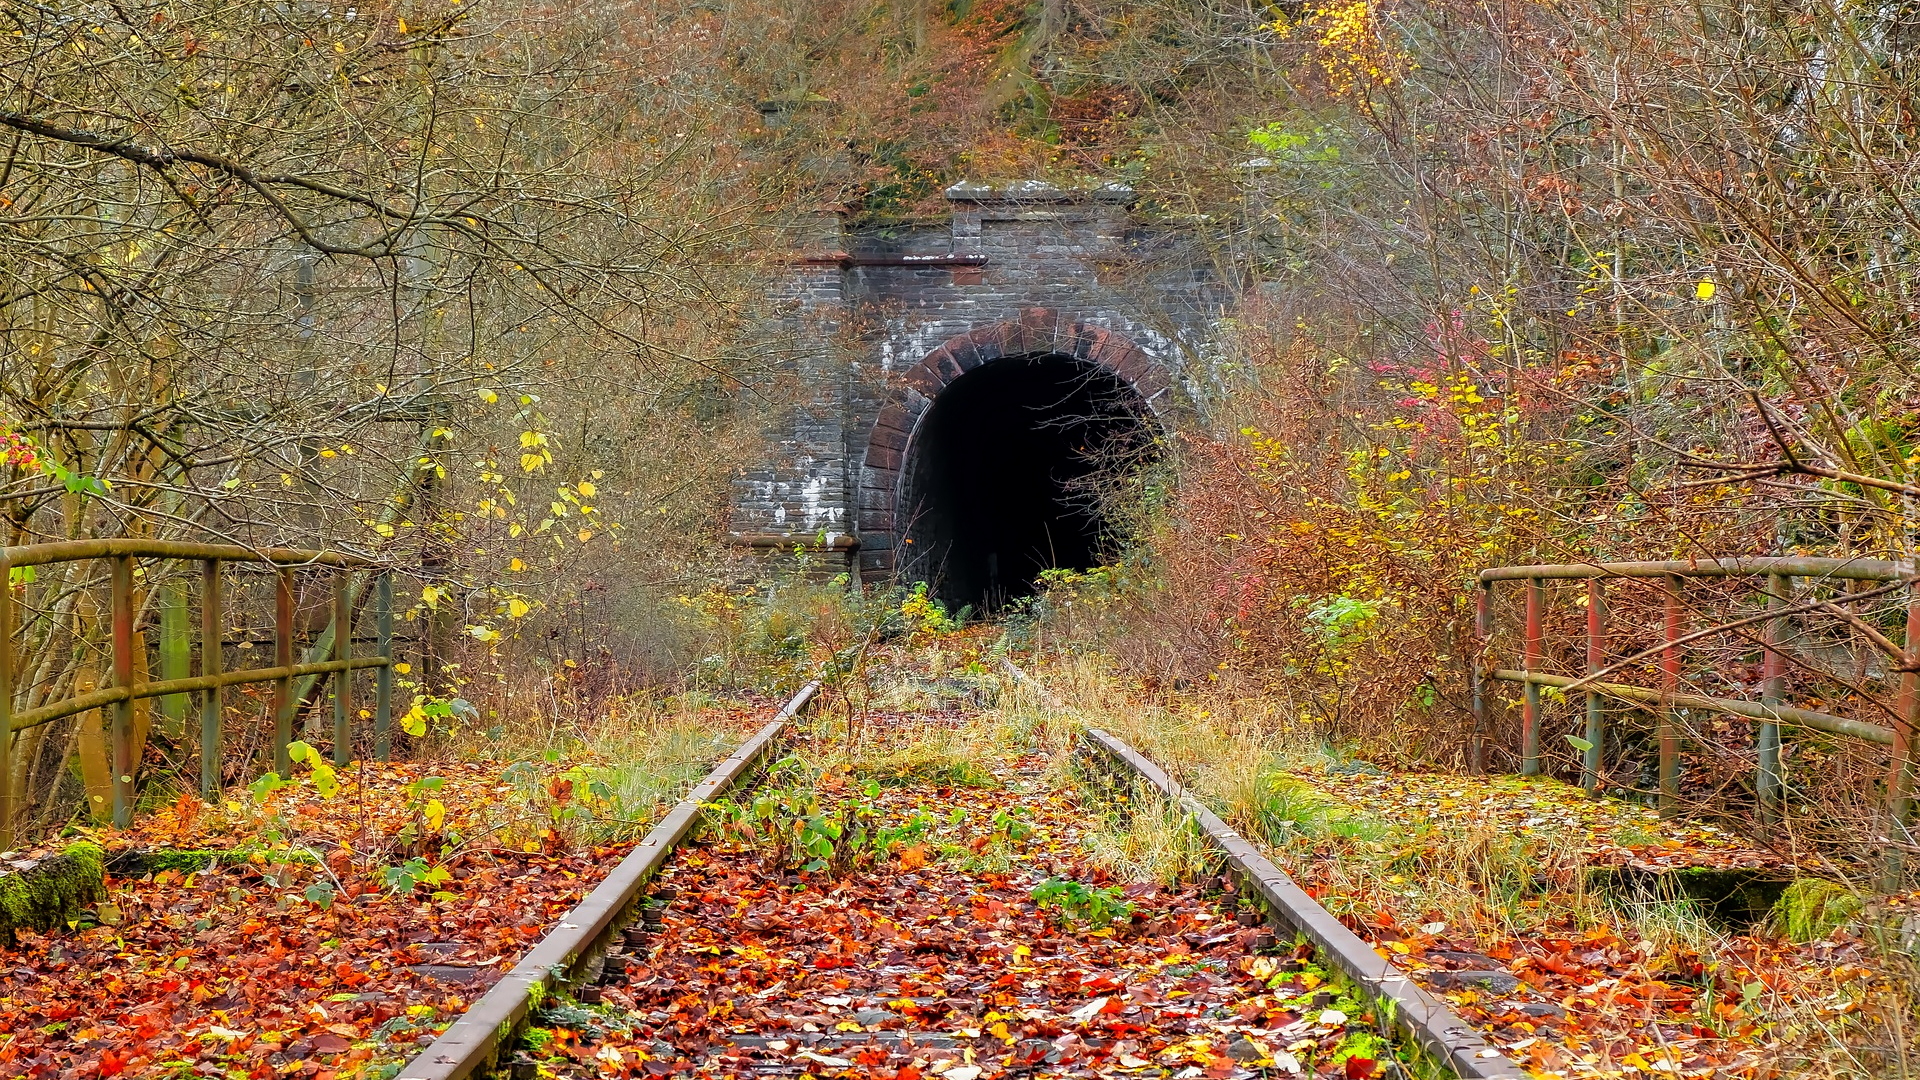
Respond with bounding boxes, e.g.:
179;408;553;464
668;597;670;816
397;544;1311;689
1886;581;1920;892
1660;574;1683;816
1758;573;1788;828
110;554;136;827
0;553;13;851
1471;580;1492;774
159;581;190;738
200;559;222;801
375;571;393;762
1522;576;1543;776
274;567;295;778
1584;578;1606;794
333;573;352;768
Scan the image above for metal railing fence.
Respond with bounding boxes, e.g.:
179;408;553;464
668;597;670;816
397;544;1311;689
1;539;397;849
1472;557;1918;887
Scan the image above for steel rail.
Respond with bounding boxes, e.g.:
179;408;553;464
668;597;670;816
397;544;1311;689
398;680;820;1080
997;658;1523;1077
6;656;394;733
1483;669;1895;745
1078;728;1527;1079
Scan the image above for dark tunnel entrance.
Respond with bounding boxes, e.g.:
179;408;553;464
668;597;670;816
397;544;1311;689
901;354;1157;612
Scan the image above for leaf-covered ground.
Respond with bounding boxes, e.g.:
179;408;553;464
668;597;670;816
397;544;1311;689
1256;764;1893;1077
0;701;768;1079
1;651;1904;1080
523;734;1402;1080
1293;768;1780;873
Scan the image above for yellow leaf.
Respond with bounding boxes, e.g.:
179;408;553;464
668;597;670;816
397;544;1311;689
507;597;530;618
520;453;544;473
1695;280;1715;300
577;528;593;543
424;799;445;831
576;480;597;497
394;662;412;675
509;557;525;572
397;16;408;32
477;388;498;403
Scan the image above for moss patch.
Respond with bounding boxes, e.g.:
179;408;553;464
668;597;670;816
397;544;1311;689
105;848;221;876
1772;878;1864;944
0;842;106;946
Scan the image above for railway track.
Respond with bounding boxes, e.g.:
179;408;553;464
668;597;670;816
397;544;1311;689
398;670;1520;1080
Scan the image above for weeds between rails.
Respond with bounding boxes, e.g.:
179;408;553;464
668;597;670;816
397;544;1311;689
514;697;1432;1080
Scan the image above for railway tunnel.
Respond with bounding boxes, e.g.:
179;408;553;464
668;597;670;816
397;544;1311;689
900;353;1156;612
729;183;1219;598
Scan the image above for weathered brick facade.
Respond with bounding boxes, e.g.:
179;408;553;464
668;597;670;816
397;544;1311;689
729;182;1226;582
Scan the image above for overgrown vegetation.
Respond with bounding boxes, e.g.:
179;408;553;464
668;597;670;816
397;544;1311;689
1025;655;1920;1076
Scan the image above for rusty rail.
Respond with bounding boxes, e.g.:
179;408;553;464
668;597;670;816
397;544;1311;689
399;681;820;1080
1078;727;1527;1078
1473;556;1918;887
1;539;397;849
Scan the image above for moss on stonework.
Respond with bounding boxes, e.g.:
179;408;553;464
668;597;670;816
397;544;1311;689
0;841;106;946
1772;878;1864;944
106;848;223;876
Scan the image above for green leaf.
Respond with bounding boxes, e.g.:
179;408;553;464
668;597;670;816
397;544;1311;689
1565;735;1595;753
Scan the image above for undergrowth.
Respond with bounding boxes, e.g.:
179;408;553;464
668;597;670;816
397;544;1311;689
1016;652;1920;1077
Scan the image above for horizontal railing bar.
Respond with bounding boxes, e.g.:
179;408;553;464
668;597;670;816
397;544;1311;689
9;656;393;733
1485;669;1895;745
1479;557;1914;583
2;539;379;569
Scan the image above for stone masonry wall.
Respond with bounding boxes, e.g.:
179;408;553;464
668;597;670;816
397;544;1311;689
728;182;1227;579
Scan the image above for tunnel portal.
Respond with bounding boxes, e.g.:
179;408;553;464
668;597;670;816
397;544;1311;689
902;353;1155;612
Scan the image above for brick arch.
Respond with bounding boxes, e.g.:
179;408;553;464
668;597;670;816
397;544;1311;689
855;308;1175;580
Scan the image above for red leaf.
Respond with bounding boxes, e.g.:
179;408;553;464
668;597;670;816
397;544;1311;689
1344;1057;1379;1079
311;1033;352;1054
